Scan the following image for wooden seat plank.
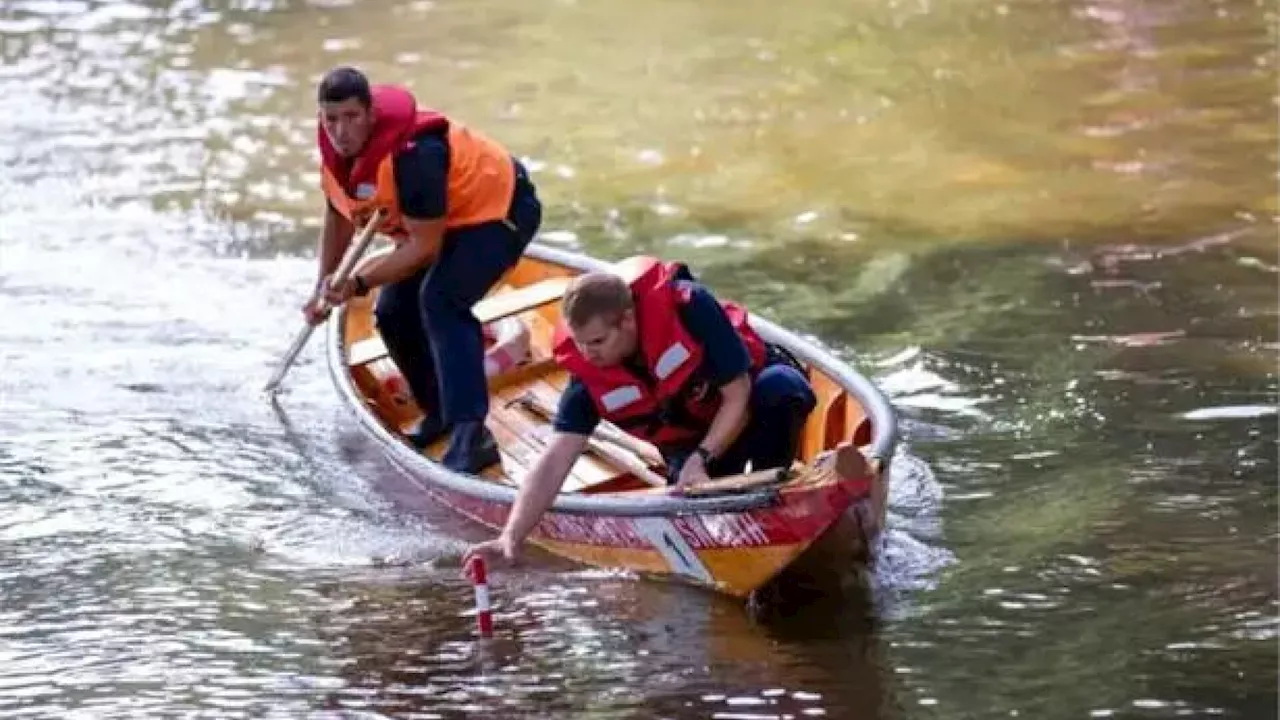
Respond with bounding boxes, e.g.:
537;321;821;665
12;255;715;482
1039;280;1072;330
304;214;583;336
473;276;571;325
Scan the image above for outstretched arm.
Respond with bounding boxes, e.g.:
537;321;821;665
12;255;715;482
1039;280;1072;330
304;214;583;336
463;380;599;569
501;432;589;548
462;432;589;567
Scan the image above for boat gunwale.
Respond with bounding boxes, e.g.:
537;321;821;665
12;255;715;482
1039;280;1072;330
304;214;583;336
325;242;898;518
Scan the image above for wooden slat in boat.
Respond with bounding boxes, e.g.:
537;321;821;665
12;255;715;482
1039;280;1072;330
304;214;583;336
472;276;571;324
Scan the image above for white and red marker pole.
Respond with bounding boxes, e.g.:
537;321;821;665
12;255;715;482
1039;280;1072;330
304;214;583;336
468;556;494;638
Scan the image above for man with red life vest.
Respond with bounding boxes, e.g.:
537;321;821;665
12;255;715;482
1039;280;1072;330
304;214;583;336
304;67;542;473
462;257;817;569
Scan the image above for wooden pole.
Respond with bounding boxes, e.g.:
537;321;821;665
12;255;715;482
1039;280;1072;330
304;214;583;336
264;208;386;394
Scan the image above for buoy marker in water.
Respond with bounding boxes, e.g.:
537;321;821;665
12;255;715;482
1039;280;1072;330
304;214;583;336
468;556;494;638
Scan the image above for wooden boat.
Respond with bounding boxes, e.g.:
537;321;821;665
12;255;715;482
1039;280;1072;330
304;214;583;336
325;244;898;599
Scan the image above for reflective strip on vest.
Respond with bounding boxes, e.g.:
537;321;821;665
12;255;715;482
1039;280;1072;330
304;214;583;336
601;385;643;413
653;342;692;381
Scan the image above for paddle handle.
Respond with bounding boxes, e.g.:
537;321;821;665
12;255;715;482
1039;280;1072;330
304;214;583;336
263;209;386;394
677;465;789;497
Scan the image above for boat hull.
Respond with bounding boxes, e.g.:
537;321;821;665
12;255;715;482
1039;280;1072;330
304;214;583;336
383;448;875;596
324;243;898;599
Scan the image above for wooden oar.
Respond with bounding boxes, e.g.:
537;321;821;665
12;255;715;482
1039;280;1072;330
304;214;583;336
579;432;669;488
508;392;665;469
504;392;668;487
264;208;386;395
507;391;792;496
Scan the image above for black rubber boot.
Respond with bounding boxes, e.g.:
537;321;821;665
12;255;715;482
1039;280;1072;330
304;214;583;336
441;421;501;474
407;415;450;450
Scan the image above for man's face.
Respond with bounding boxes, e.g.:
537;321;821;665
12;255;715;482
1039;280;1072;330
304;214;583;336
319;98;374;158
571;311;638;367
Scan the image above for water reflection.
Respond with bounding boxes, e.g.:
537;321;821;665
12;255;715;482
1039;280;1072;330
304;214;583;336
303;568;898;719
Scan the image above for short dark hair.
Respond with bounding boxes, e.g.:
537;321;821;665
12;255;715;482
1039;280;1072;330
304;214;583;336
317;66;372;107
562;272;634;329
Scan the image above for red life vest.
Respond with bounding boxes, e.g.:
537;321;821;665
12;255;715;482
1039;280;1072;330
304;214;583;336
552;257;769;449
318;84;515;241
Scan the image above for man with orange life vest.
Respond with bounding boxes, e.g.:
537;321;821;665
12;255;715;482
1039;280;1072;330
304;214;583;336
461;257;817;569
304;66;542;474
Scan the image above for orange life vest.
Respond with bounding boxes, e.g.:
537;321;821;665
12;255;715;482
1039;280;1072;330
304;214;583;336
552;257;769;449
318;84;516;241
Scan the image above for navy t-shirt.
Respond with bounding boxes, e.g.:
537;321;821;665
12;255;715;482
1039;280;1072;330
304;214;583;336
553;283;752;436
391;132;449;220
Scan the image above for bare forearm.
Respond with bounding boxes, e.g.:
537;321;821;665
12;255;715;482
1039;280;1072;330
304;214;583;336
698;376;751;457
357;216;444;288
356;241;432;288
500;435;585;546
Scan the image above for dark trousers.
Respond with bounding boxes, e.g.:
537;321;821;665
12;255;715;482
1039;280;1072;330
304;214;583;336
668;362;818;481
374;164;542;426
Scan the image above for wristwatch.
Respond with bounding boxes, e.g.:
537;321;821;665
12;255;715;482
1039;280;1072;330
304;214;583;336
692;446;714;465
353;274;370;297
